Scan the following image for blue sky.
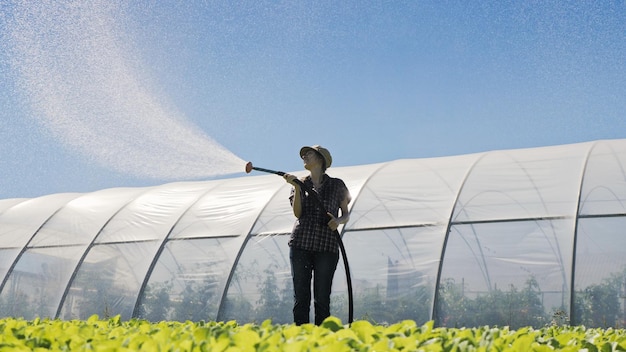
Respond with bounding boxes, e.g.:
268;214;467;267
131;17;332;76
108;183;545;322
1;1;625;199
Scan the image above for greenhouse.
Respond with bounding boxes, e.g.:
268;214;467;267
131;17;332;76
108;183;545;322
1;139;626;328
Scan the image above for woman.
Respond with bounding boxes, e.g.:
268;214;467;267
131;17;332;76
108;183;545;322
283;145;351;325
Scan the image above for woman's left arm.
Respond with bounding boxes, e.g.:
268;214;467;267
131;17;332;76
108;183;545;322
327;194;350;231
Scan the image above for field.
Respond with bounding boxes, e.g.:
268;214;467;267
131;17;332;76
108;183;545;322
1;315;626;351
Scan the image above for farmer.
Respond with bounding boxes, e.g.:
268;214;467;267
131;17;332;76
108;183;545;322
282;145;351;325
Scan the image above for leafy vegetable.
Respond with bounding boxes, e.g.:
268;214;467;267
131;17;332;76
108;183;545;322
0;315;625;351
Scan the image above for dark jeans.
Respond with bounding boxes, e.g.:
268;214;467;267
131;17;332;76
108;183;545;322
290;247;339;325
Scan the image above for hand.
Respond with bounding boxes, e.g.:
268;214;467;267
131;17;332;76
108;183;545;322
283;173;298;186
327;213;339;231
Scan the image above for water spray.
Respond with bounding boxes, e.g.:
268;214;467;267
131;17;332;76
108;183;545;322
245;161;354;325
5;0;244;179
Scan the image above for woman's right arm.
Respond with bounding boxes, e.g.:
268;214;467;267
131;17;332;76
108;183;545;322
284;174;302;218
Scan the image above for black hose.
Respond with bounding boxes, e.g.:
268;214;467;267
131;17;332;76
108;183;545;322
292;179;354;325
246;164;354;324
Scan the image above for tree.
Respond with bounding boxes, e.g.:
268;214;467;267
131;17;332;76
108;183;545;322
575;272;623;327
137;281;172;321
436;276;548;328
255;265;292;324
171;277;219;322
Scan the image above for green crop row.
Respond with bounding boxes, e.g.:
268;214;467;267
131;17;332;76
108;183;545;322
1;315;626;351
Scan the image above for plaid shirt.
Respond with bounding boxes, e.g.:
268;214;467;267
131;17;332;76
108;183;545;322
288;174;351;253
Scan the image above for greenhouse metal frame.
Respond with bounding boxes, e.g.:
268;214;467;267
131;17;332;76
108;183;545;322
1;139;625;328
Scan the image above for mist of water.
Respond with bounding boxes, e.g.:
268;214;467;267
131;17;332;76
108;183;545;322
4;0;245;179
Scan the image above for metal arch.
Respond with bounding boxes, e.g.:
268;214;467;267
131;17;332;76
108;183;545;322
250;233;290;269
580;186;626;214
130;181;224;318
431;152;486;324
334;161;389;228
335;161;392;322
344;158;471;278
54;186;160;318
452;187;566;293
504;151;571;295
578;140;626;212
569;141;599;324
605;140;626;183
340;160;410;259
446;191;506;293
0;194;81;305
0;198;35;265
269;233;290;269
338;161;422;276
431;145;589;324
453;222;493;291
215;177;290;321
453;149;575;295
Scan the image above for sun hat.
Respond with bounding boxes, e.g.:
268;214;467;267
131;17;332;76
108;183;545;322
300;145;332;168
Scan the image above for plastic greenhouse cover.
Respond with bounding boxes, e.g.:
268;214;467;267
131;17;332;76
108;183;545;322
92;182;214;244
451;143;589;223
579;141;626;215
0;193;82;248
0;139;625;324
0;139;624;252
29;187;145;247
0;198;27;212
345;156;478;230
169;175;286;239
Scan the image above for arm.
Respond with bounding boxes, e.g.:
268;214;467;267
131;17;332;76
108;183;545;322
283;173;302;218
327;195;350;231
